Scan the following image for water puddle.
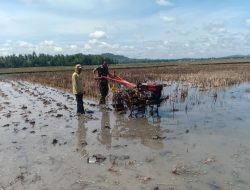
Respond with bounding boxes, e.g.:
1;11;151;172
0;79;250;190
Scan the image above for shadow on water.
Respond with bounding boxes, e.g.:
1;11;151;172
76;116;88;156
97;110;112;149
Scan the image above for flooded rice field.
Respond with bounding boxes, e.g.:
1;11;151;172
0;79;250;190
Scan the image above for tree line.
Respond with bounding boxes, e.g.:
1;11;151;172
0;52;118;68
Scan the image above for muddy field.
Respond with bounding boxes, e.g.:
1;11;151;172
1;73;250;190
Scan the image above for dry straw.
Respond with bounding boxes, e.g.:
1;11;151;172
12;62;250;99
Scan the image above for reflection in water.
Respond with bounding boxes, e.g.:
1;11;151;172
97;110;112;149
76;116;87;156
94;108;165;150
148;114;161;127
94;83;250;152
112;113;164;150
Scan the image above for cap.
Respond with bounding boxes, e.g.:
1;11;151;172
102;61;107;67
75;64;82;69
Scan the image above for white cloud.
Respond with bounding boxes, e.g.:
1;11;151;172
163;40;169;45
246;19;250;27
84;40;112;50
17;41;33;48
204;21;227;35
112;44;120;49
98;41;111;48
161;16;176;23
156;0;171;6
54;46;63;52
40;40;55;46
70;45;77;49
84;43;92;50
184;43;190;47
1;32;250;58
89;31;107;39
88;39;99;44
0;47;13;56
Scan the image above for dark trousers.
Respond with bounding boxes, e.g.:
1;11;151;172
75;93;85;114
99;80;109;104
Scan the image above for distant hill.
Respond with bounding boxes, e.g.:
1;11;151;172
101;53;137;64
220;55;250;59
101;53;170;64
102;53;250;64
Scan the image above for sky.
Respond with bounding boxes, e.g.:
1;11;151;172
0;0;250;59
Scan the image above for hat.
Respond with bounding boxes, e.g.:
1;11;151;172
75;64;82;69
102;61;107;67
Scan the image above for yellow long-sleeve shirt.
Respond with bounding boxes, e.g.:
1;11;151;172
72;72;83;94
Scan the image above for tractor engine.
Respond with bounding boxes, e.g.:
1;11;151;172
112;83;164;113
139;83;163;105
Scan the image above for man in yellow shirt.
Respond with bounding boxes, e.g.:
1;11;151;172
72;64;85;114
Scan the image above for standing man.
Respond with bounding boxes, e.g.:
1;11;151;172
72;64;85;114
93;60;112;105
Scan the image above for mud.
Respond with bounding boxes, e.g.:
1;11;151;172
0;79;250;190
